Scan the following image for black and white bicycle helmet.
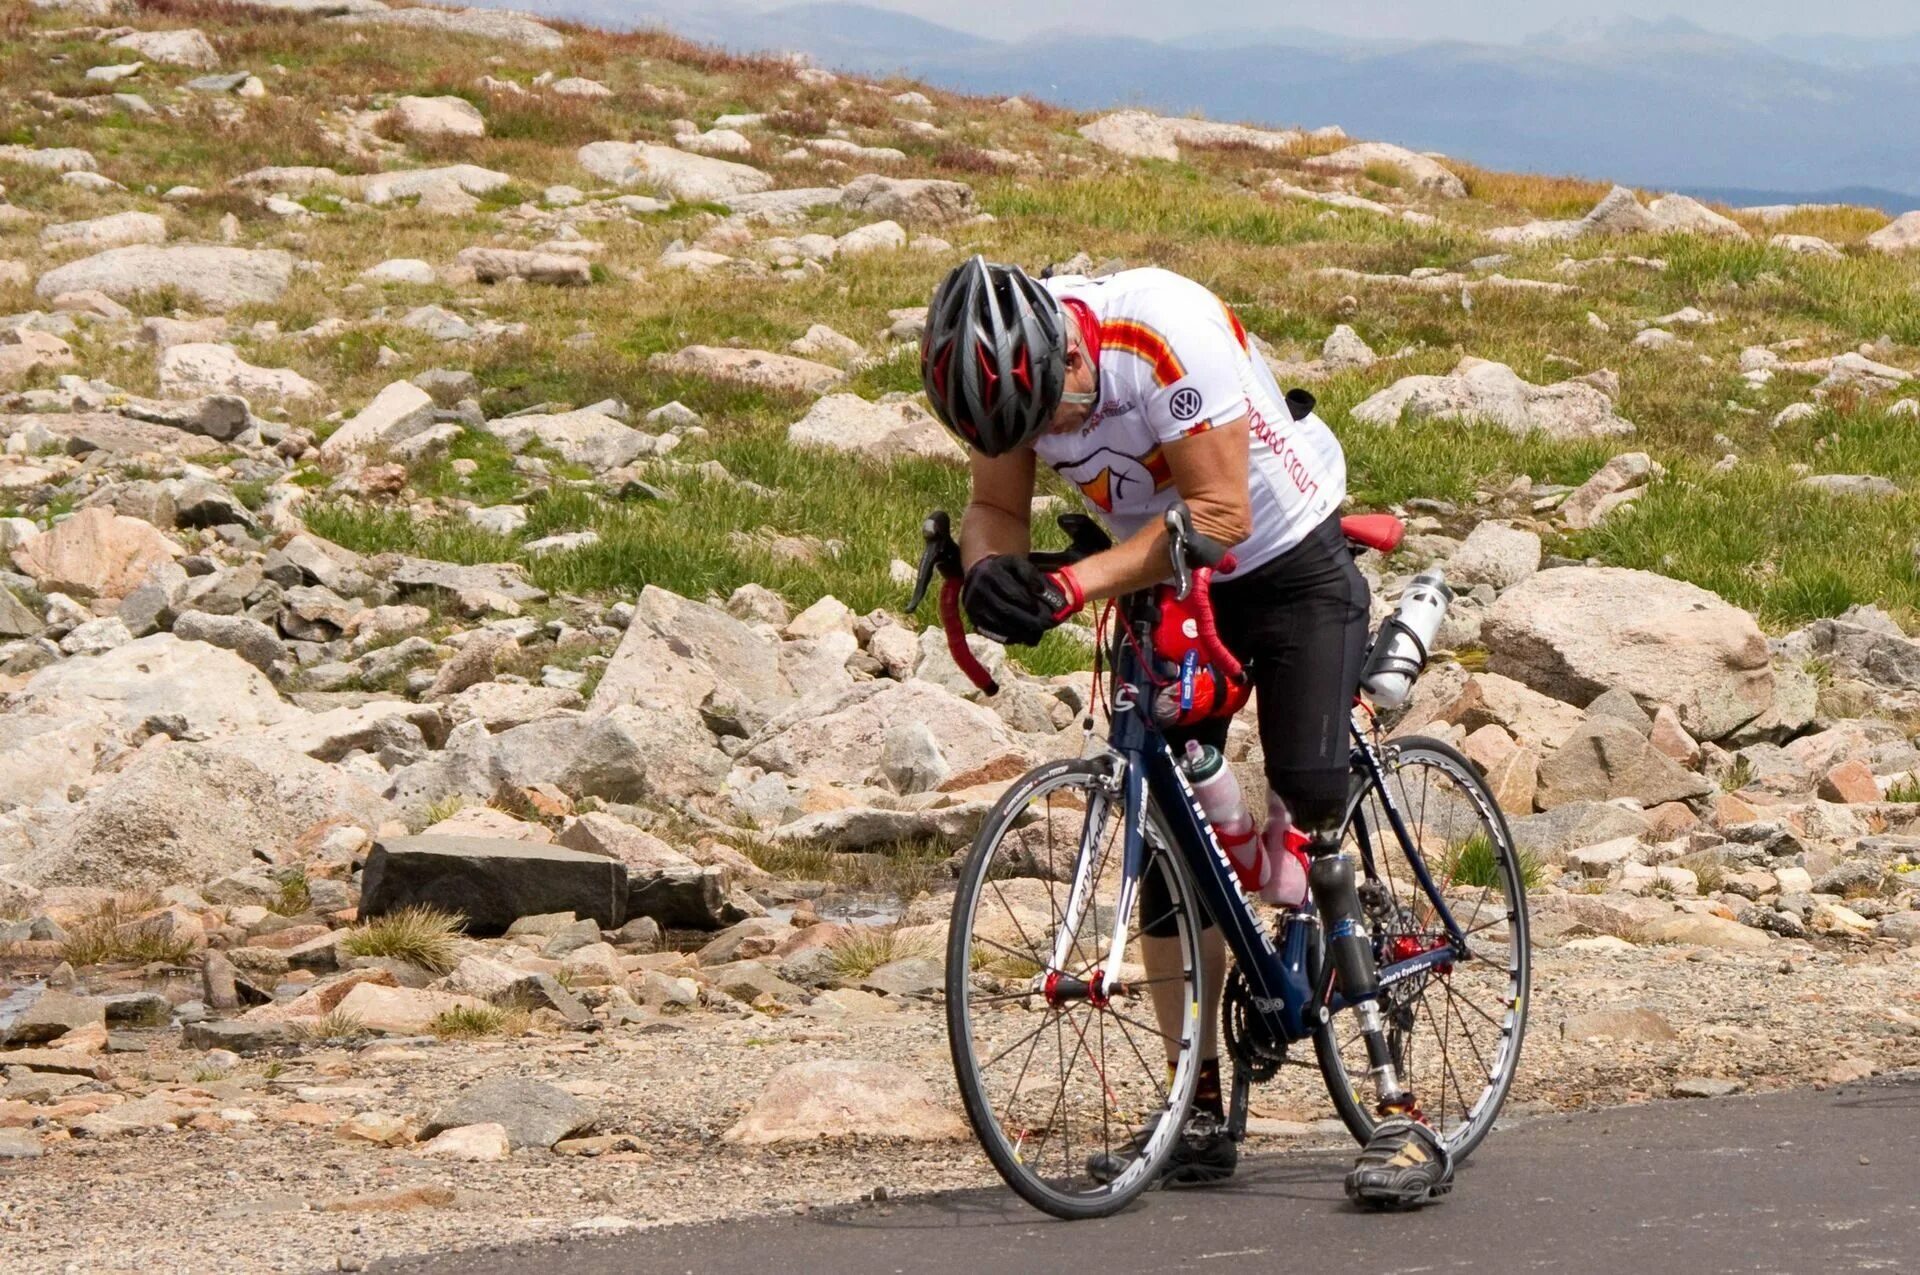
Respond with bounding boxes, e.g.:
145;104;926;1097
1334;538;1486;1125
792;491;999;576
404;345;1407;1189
920;256;1068;456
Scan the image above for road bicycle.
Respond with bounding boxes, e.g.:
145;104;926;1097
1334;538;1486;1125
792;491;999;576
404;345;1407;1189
911;504;1530;1219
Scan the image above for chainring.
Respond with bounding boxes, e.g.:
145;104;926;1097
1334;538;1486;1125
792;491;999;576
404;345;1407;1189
1221;965;1288;1083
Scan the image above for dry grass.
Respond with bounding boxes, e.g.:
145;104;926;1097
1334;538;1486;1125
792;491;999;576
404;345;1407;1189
827;925;935;980
57;893;198;968
429;1004;526;1038
339;906;464;974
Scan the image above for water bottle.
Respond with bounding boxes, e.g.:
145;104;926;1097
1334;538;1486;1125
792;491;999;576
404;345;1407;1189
1182;741;1264;895
1260;794;1311;909
1359;568;1454;710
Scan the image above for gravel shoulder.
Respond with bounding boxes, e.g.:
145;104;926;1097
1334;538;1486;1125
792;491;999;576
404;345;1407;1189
3;940;1916;1274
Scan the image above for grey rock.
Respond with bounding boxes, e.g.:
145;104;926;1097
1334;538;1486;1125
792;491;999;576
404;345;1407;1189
181;1019;293;1052
1509;801;1654;860
358;836;628;935
626;863;730;930
3;990;106;1045
423;1076;597;1150
172;612;288;677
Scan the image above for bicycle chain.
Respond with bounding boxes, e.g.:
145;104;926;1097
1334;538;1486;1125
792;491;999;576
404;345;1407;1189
1221;965;1288;1083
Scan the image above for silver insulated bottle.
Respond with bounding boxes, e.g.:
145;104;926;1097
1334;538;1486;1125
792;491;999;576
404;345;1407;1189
1359;569;1453;710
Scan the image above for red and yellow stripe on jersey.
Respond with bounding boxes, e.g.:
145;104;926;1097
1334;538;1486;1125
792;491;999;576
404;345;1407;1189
1073;444;1174;512
1218;298;1250;352
1099;320;1185;387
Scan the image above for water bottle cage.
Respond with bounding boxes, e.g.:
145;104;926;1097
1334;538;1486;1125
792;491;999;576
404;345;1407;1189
1363;614;1430;682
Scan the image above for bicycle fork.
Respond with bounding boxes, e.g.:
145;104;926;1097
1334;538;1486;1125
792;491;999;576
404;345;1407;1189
1307;839;1412;1115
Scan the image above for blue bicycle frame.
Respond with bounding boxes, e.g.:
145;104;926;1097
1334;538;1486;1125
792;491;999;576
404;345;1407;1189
1094;614;1472;1048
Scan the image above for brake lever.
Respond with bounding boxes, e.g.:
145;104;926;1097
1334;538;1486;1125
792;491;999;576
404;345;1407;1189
908;510;955;613
1163;506;1193;601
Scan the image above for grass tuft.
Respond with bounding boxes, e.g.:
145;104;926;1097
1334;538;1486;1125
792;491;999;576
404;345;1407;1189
429;1004;524;1039
827;926;934;980
1441;834;1543;891
339;907;464;974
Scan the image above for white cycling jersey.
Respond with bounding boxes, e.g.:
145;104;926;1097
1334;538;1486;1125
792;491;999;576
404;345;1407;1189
1035;268;1346;577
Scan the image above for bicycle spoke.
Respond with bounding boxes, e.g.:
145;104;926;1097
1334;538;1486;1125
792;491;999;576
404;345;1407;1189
953;767;1205;1214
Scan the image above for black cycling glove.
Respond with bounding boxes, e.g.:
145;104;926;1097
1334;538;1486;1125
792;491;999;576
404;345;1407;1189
962;554;1066;647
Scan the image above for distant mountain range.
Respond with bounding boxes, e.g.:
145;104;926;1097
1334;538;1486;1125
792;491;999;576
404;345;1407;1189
494;3;1920;210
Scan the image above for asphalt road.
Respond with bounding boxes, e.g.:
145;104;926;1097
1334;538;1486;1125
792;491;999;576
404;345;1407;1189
379;1075;1920;1275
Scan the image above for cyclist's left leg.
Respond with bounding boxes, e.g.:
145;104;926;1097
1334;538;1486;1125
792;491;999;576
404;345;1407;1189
1088;721;1234;1188
1221;518;1450;1208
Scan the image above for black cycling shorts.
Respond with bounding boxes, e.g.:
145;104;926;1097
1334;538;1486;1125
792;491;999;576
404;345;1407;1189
1141;511;1372;938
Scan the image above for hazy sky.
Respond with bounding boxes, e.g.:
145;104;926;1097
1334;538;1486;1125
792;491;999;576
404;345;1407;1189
844;0;1909;42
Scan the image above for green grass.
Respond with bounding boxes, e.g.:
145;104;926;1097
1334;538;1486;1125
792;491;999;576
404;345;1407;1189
1441;834;1544;891
1885;776;1920;803
270;867;313;918
339;906;464;974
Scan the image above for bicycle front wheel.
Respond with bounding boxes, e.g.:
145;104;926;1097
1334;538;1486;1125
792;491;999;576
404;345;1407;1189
1314;736;1531;1161
947;758;1205;1220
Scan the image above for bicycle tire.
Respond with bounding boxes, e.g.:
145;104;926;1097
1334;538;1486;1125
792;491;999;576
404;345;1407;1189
1312;735;1531;1161
946;758;1206;1220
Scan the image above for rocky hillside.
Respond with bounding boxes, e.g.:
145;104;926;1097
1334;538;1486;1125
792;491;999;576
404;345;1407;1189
2;1;1919;1269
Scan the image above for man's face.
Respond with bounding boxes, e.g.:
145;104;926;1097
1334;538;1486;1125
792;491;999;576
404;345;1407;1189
1045;337;1097;434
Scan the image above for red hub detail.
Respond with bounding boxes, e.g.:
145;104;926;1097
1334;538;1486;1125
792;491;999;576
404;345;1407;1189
1387;934;1453;976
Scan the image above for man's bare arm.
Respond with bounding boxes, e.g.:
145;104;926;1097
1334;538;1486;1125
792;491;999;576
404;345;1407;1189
960;447;1038;569
1065;418;1254;601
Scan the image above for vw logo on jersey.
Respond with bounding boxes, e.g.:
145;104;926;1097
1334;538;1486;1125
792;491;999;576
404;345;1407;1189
1168;387;1203;421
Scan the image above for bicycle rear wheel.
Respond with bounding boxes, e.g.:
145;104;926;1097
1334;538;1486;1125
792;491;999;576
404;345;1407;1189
947;758;1205;1220
1314;736;1530;1161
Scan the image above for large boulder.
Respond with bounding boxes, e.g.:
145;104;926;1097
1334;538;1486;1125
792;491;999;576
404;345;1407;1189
838;174;976;223
318;381;438;458
575;142;771;202
1350;358;1633;441
786;394;959;464
157;343;321;401
479;408;647;470
455;247;590;287
11;507;181;600
359;836;627;934
1303;141;1467;198
742;680;1025;784
35;246;292;311
41;211;169;251
0;711;114;812
1534;717;1711;809
422;1076;597;1149
1483;568;1773;741
354;164;509;205
15;633;292;739
1447;521;1540;591
1778;606;1920;703
1077;111;1180;161
108;28;220;67
1865;211;1920;255
647;345;840;395
389;95;485;141
14;740;387;889
1646;194;1747;238
332;6;565;48
593;584;790;719
723;1059;966;1144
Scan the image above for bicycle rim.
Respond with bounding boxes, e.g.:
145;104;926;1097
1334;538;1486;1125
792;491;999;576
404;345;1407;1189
1314;736;1530;1160
947;759;1204;1219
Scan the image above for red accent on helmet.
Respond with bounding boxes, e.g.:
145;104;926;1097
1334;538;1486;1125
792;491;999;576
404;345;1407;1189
929;340;953;402
975;343;999;411
1012;345;1032;394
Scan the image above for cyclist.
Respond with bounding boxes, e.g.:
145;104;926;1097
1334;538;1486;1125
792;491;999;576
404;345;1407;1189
919;256;1452;1209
